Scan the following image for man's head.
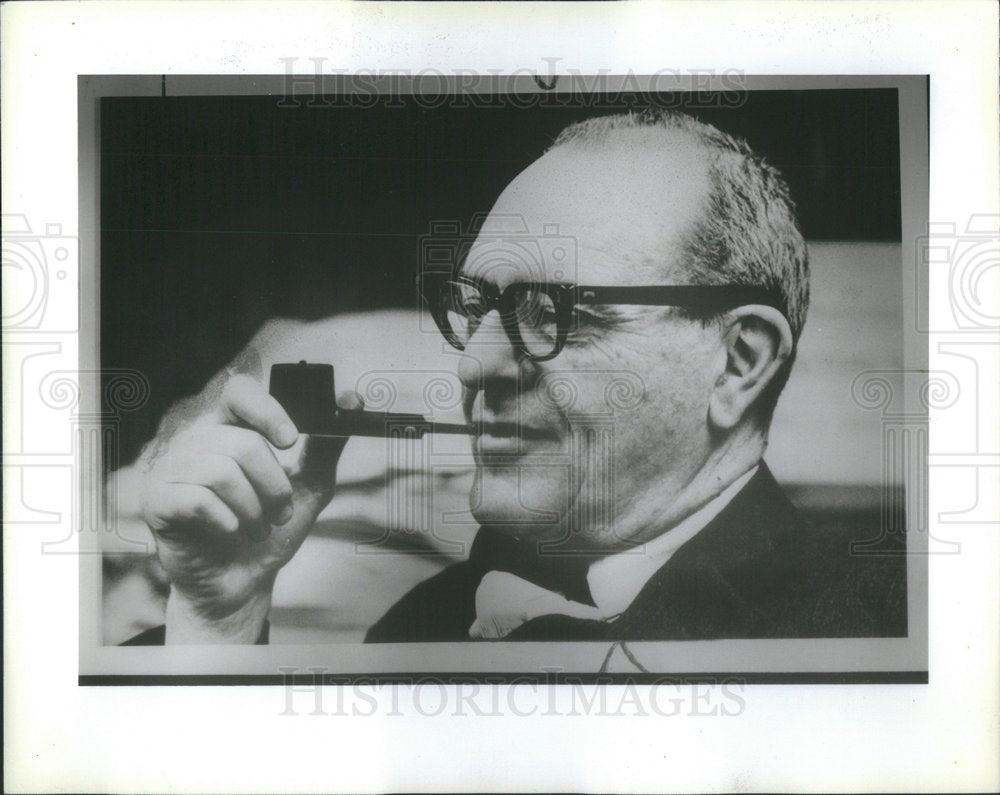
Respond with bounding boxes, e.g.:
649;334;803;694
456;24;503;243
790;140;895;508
441;110;809;549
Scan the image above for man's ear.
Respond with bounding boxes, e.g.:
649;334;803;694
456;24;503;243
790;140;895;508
708;305;793;431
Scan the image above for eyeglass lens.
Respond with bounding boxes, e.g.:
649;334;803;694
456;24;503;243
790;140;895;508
441;281;559;357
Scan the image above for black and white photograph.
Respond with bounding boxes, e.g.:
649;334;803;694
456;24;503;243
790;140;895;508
3;3;998;793
85;74;927;679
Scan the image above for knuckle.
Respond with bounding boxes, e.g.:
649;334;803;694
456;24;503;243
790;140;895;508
168;424;208;453
191;494;229;529
152;453;188;484
221;373;247;397
224;373;261;406
189;490;213;518
273;478;293;503
233;428;267;459
139;475;170;516
209;456;243;491
244;497;264;522
259;469;292;505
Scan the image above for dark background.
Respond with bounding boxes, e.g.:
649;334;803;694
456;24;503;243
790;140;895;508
101;89;901;466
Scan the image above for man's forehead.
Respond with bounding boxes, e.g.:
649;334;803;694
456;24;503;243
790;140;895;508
462;133;712;287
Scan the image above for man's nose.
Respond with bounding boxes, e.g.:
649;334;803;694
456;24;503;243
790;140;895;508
457;309;521;392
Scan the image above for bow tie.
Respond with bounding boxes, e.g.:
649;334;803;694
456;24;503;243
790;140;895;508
465;528;609;640
469;571;607;639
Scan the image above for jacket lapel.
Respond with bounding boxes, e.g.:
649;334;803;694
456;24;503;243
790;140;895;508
605;462;799;639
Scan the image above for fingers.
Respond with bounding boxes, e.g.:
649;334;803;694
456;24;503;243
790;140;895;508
175;425;295;523
146;380;366;542
214;374;299;449
336;390;364;412
159;453;268;528
143;482;240;537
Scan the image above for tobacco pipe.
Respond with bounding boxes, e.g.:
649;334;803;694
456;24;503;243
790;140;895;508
269;362;472;438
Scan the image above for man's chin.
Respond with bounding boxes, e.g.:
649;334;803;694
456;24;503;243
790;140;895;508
468;470;567;537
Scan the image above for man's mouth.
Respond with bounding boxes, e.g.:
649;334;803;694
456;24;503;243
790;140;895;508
473;420;558;453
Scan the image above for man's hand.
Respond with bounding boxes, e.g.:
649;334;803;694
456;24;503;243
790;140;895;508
139;374;358;643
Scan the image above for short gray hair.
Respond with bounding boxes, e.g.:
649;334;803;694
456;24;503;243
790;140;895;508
549;110;810;423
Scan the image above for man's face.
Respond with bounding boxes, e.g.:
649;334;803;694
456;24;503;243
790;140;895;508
457;135;724;550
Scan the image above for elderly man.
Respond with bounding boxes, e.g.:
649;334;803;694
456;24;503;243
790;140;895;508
132;110;905;645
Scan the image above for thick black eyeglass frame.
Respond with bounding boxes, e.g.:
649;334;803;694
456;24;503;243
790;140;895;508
419;273;788;362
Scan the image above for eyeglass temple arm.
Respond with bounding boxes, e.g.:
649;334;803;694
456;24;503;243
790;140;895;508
418;275;784;312
574;284;786;312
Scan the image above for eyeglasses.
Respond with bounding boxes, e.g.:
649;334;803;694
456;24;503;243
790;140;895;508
419;273;786;362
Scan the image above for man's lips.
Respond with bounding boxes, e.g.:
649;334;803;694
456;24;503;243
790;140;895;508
472;420;559;452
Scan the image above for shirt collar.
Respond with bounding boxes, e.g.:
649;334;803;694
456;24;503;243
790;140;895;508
586;466;759;618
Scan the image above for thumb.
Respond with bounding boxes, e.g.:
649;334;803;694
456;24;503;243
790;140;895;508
336;390;365;413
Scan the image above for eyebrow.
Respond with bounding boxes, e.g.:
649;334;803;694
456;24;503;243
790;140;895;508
573;302;624;326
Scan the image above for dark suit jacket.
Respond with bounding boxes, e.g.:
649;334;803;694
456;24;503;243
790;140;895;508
365;464;907;642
